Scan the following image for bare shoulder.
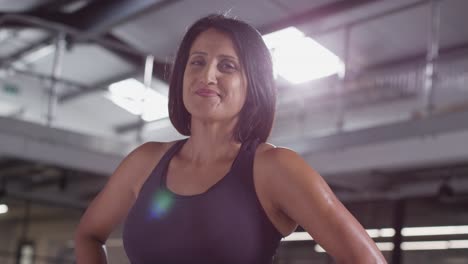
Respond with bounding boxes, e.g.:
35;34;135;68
131;141;169;158
255;142;322;203
255;142;319;197
129;140;180;162
255;142;311;173
123;140;180;196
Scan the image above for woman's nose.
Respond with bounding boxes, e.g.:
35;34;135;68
201;62;218;85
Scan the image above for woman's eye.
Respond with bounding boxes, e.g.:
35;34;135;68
190;60;204;66
219;61;237;71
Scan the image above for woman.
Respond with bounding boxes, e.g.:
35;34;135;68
75;14;386;264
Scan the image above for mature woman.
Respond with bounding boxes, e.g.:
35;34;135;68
75;14;386;264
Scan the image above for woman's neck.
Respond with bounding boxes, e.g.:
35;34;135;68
181;119;241;166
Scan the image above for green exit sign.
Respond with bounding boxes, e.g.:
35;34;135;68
3;83;20;95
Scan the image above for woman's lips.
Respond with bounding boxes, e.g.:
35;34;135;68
195;88;219;97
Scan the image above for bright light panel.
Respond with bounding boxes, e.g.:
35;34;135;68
314;244;325;252
395;240;468;251
282;228;394;242
448;239;468;249
401;241;449;251
281;232;313;242
315;242;394;253
282;225;468;242
263;27;344;84
317;240;468;253
402;225;468;237
380;228;397;237
106;78;168;122
366;228;396;238
378;242;395;251
0;204;8;214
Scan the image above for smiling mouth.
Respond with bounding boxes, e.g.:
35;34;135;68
195;88;219;97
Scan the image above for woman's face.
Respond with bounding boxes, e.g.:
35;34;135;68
182;28;247;124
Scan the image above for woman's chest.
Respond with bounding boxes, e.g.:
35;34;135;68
123;183;272;263
165;159;233;196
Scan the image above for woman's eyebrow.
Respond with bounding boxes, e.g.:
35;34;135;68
190;51;207;56
189;51;238;61
218;54;238;61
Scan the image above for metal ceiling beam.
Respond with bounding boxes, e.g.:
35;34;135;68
0;15;33;29
2;107;468;178
114;117;171;134
363;41;468;72
46;0;180;37
0;12;172;90
7;68;88;91
308;0;430;37
6;188;87;210
0;115;129;176
114;121;142;134
0;29;170;106
0;36;54;68
55;34;170;105
19;0;176;81
0;13;146;58
259;0;384;34
291;110;468;156
29;0;90;13
98;32;171;81
0;14;171;78
57;70;138;103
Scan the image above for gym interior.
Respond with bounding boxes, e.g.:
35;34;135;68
1;0;468;263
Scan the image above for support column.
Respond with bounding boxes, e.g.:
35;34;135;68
391;199;406;264
423;0;441;116
336;25;351;132
137;54;154;142
46;33;66;127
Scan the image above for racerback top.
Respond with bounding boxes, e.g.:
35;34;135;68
122;138;283;264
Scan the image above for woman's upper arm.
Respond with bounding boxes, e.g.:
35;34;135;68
75;142;163;243
265;148;386;263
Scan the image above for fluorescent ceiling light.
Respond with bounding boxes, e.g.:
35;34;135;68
0;204;8;214
402;225;468;237
400;240;468;251
281;232;313;242
317;240;468;253
366;228;395;238
315;242;394;253
106;78;168;122
282;228;394;242
263;27;344;84
282;225;468;243
98;237;468;253
377;242;395;251
449;239;468;249
401;241;448;251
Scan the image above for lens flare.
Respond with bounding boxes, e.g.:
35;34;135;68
150;190;174;219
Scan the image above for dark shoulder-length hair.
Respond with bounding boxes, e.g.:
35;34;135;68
168;14;276;143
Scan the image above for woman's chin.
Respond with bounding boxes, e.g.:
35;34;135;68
190;111;238;124
190;113;222;123
187;102;219;115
